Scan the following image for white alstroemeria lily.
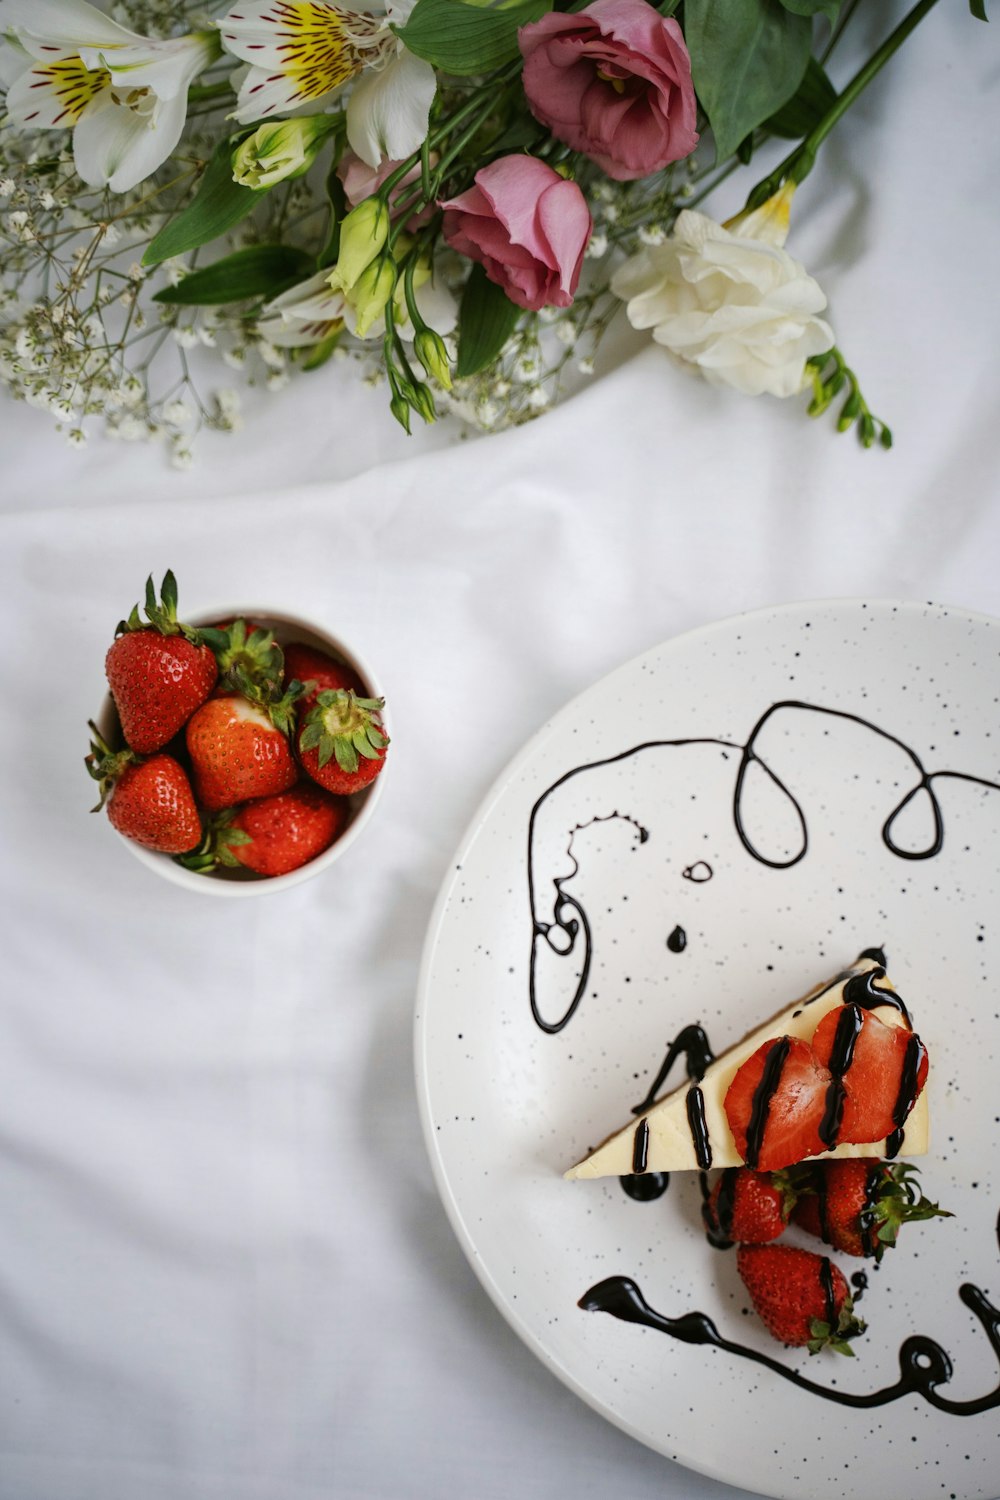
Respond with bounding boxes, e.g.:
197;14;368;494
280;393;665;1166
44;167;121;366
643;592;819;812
611;183;834;399
259;258;456;348
256;271;349;349
3;0;219;193
218;0;436;168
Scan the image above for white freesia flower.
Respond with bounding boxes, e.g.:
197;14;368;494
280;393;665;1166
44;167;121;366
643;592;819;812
611;185;834;399
3;0;219;192
218;0;436;168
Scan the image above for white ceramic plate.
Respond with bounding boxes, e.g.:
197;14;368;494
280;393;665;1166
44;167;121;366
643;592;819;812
415;600;1000;1500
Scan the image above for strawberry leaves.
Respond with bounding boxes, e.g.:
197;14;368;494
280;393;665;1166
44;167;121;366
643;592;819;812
300;690;387;774
116;569;205;645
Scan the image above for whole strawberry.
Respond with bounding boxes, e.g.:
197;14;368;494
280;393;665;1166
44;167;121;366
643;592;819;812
186;690;299;811
181;784;349;877
86;723;201;854
105;572;217;753
736;1243;865;1354
283;642;365;708
790;1159;951;1262
298;689;388;796
703;1167;795;1248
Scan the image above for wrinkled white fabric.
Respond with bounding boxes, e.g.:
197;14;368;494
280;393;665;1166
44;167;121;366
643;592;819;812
1;4;999;1499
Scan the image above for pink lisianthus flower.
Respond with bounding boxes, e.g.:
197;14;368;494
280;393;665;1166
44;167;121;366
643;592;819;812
337;150;435;230
518;0;698;181
439;155;591;312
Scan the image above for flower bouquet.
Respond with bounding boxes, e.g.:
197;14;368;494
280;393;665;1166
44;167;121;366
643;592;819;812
0;0;985;457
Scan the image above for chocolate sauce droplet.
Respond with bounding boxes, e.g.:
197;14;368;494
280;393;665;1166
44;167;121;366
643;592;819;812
620;1171;669;1202
667;925;687;953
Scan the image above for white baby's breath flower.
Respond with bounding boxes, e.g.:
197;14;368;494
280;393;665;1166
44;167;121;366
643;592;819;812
585;231;608;259
66;427;87;447
170;441;194;470
527;385;549;410
577;356;595;376
173;327;199;349
638;224;666;246
554;320;576;347
163;399;191;424
223;346;247;369
611;186;833;399
266;368;290;390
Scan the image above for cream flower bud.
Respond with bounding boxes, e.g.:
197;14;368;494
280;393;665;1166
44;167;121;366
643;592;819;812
334;197;390;291
413;328;452;390
350;255;397;338
232;117;335;190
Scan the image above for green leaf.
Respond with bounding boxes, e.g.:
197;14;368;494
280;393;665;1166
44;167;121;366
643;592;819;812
969;0;988;17
685;0;812;163
454;263;521;378
318;158;348;270
143;138;267;266
152;244;314;305
779;0;840;21
395;0;552;75
302;331;342;370
766;55;837;138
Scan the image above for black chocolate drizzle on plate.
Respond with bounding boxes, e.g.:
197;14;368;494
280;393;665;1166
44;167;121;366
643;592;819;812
527;700;1000;1035
682;861;713;883
666;924;687;953
578;1266;1000;1414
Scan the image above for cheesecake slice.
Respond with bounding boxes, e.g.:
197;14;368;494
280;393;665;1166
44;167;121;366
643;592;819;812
566;954;929;1180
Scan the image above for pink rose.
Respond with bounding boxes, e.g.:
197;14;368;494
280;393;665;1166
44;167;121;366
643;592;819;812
439;155;592;313
337;150;434;230
518;0;698;182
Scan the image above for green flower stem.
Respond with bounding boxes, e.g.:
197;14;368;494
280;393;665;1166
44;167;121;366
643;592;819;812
748;0;941;203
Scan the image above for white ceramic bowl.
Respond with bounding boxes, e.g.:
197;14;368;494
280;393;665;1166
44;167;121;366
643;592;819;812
95;606;388;897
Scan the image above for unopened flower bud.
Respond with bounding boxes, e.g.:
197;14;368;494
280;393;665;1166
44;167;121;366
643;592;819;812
390;392;412;433
413;328;452;391
351;255;396;338
335;197;390;290
411;382;437;425
232;116;335;190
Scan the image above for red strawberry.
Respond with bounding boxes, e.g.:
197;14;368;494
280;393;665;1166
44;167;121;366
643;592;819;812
703;1167;795;1247
724;1036;829;1172
86;723;200;854
183;784;350;877
298;689;388;796
186;692;299;811
105;572;217;753
736;1243;864;1354
790;1159;952;1262
283;642;365;707
812;1005;928;1147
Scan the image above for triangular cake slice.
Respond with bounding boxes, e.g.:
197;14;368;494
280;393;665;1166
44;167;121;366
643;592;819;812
566;954;929;1180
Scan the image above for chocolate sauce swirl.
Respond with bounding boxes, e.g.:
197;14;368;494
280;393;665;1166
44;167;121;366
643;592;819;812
578;1269;1000;1414
527;700;1000;1034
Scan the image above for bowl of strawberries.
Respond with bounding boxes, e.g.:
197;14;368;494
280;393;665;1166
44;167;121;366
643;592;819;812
87;571;389;893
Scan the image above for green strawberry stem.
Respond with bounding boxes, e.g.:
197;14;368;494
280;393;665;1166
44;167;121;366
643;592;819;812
868;1163;953;1256
807;1296;865;1357
198;617;286;695
115;569;204;645
85;719;138;811
174;812;252;873
300;690;387;774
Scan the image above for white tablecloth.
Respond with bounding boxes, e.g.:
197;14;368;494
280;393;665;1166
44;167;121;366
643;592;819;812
2;5;999;1498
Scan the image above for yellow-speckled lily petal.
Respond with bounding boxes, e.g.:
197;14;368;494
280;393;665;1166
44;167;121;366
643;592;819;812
220;0;378;116
5;50;110;127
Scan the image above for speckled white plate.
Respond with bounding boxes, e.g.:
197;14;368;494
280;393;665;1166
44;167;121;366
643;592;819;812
415;600;1000;1500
